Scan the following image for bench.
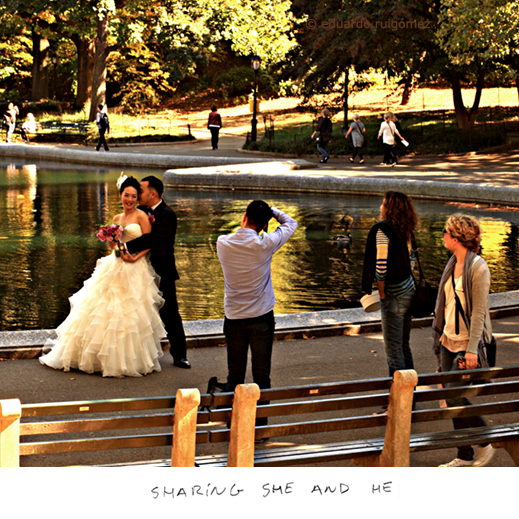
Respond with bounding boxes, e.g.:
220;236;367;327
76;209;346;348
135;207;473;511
2;367;518;467
2;121;90;143
0;383;264;468
195;365;519;467
0;389;208;467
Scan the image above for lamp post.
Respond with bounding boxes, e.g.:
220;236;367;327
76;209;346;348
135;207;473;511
51;56;58;100
251;56;261;142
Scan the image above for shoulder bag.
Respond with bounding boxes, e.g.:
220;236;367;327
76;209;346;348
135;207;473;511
410;240;436;318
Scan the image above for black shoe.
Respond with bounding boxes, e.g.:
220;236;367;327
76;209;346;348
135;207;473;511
323;156;329;163
173;358;191;369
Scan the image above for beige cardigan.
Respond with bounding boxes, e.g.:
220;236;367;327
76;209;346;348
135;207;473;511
432;252;492;355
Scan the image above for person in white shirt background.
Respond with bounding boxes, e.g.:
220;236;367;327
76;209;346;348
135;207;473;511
377;112;406;166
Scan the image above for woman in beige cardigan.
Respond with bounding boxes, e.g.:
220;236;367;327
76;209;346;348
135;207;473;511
432;213;494;468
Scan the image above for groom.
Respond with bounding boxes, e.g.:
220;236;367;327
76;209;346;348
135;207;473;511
121;175;190;369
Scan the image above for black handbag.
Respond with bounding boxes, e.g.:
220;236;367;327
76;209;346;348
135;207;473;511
410;241;436;318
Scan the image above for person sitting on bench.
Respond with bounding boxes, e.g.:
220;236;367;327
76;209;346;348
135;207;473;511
20;113;36;143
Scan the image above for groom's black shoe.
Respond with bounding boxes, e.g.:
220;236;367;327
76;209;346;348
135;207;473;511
173;358;191;369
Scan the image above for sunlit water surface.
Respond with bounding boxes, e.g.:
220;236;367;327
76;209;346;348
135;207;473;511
1;159;519;331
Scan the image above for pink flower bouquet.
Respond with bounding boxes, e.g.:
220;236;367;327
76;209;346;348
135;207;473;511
97;223;124;256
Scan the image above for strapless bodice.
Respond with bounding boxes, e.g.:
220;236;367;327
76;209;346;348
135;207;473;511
121;223;142;244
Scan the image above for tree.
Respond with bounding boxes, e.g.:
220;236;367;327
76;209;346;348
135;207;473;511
0;8;32;100
437;0;519;110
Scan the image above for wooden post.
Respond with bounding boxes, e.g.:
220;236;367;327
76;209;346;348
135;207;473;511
227;384;261;467
171;389;200;467
0;399;22;467
492;440;519;467
379;369;418;467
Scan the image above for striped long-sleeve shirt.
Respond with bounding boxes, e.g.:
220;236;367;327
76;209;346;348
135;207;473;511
376;229;415;297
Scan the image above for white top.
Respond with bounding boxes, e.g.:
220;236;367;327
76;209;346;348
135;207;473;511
441;256;483;352
217;207;297;320
378;121;397;145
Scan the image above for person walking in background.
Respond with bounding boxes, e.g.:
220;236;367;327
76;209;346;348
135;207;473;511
207;104;222;150
345;113;366;164
4;102;19;143
362;191;417;382
217;200;297;425
20;113;36;143
377;112;405;166
95;104;110;152
121;176;191;370
311;108;333;163
433;214;495;468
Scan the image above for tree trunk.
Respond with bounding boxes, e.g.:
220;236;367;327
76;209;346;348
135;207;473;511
31;32;50;101
450;72;485;131
73;35;96;112
89;13;109;121
342;67;349;130
401;76;412;105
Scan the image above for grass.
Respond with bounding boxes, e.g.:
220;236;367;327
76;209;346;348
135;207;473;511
244;107;518;156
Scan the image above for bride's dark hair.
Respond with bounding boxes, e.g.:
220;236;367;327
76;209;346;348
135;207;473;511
119;176;141;194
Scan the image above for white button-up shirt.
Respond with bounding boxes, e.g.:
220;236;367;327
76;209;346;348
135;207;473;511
217;207;298;320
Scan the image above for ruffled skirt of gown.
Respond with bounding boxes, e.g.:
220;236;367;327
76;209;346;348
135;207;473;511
40;252;166;377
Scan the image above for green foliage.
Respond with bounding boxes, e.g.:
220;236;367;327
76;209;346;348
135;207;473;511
214;66;254;99
0;12;32;100
108;44;174;110
437;0;519;66
217;0;298;64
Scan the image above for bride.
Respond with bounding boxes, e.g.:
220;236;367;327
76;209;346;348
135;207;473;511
40;175;166;377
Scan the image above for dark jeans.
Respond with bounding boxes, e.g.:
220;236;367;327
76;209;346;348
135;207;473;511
383;143;397;164
441;345;488;461
159;278;187;362
96;128;109;151
20;127;29;142
209;127;220;149
224;310;275;426
352;147;363;160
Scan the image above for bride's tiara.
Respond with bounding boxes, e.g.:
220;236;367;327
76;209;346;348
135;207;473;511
116;172;128;190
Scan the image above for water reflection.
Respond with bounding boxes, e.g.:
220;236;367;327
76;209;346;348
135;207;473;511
1;159;519;331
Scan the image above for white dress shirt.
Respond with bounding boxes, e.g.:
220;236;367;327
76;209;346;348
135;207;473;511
217;207;298;320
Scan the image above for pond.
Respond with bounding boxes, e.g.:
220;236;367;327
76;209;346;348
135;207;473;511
1;158;519;331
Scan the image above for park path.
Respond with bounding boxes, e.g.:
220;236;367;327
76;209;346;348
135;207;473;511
102;131;519;189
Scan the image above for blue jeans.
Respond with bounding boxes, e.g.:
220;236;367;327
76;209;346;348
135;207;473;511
224;310;275;426
441;345;488;461
317;140;329;159
380;290;415;377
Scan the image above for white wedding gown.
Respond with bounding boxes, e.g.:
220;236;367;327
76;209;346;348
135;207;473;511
40;223;166;377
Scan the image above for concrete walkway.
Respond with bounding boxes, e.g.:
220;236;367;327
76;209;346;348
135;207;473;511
2;313;518;467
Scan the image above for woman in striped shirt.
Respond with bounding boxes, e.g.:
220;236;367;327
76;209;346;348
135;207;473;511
362;191;418;378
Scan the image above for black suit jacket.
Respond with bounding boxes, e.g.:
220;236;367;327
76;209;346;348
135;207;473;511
126;201;179;282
